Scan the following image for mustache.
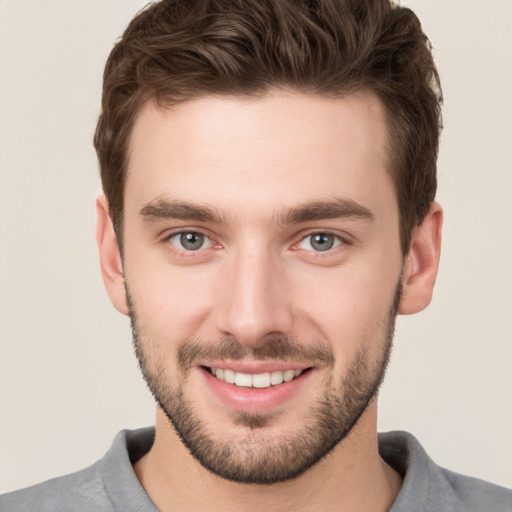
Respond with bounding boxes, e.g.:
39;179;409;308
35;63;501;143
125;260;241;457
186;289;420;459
177;335;335;371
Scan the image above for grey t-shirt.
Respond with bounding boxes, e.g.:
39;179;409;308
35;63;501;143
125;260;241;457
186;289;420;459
1;428;511;511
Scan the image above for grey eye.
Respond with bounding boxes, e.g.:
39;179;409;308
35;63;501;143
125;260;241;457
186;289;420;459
298;233;341;252
310;233;334;251
169;232;210;251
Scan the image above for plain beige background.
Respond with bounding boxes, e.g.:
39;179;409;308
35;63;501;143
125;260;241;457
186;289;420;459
1;0;511;493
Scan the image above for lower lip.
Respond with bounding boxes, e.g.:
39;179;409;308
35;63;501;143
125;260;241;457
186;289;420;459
199;367;312;413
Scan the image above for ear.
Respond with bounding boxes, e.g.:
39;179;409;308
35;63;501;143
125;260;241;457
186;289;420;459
399;202;443;315
96;195;129;316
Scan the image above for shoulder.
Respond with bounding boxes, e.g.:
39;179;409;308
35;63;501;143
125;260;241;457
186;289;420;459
440;467;512;511
0;428;155;512
0;460;112;512
379;431;512;512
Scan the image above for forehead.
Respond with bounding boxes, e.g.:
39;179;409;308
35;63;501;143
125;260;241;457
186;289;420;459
125;90;395;223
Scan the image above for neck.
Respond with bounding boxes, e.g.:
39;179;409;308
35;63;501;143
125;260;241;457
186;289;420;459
134;401;402;512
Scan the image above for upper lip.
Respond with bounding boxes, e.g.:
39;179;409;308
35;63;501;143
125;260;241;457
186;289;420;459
198;360;312;373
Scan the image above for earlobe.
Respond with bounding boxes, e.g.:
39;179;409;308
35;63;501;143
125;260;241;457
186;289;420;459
399;202;443;315
96;195;129;316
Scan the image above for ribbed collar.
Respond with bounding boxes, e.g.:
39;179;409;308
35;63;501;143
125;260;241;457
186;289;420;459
102;428;461;512
102;428;158;511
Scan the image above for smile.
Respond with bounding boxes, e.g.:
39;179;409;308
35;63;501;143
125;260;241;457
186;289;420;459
208;367;304;388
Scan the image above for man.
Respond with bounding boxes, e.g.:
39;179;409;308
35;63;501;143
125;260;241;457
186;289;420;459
1;0;511;510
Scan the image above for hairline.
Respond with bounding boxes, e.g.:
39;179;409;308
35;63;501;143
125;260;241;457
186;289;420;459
112;86;420;257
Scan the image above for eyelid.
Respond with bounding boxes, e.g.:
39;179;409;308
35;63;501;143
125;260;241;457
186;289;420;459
162;227;350;255
292;230;350;252
165;228;219;252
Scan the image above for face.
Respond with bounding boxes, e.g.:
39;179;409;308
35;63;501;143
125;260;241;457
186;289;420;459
121;91;404;483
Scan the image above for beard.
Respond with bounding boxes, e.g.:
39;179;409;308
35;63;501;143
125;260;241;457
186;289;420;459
128;282;401;485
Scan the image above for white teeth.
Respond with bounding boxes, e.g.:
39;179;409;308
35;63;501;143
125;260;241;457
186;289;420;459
270;371;284;385
283;369;295;382
210;368;304;388
252;373;271;388
223;369;236;384
234;372;253;387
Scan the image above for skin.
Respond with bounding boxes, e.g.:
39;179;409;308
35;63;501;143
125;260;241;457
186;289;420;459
97;90;442;511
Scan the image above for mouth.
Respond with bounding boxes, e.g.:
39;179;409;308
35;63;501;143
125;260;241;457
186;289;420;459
205;366;308;388
198;362;314;413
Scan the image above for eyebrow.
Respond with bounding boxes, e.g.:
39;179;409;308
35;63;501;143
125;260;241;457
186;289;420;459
140;199;225;224
139;197;374;225
279;199;374;225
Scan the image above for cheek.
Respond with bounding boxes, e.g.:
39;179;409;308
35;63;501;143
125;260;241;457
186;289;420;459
290;265;398;347
125;257;218;339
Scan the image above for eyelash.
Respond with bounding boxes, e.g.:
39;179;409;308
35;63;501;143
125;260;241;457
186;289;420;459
295;232;346;253
164;229;348;258
166;229;217;257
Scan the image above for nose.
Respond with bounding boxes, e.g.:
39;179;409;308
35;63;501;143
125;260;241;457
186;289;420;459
214;243;294;347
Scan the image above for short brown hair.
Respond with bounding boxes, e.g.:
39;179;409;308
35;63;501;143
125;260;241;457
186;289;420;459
94;0;442;255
